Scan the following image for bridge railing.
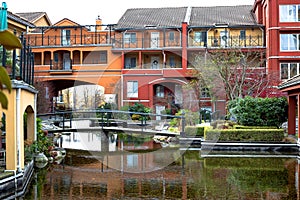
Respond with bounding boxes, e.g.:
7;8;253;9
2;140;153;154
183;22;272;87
37;109;186;135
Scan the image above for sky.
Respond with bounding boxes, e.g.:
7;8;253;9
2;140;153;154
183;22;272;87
5;0;255;25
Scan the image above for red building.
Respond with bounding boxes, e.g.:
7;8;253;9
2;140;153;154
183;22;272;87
113;6;265;117
253;0;300;95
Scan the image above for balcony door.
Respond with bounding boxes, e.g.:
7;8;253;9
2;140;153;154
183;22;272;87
61;29;71;46
63;53;71;70
151;56;160;69
220;31;228;47
151;32;159;48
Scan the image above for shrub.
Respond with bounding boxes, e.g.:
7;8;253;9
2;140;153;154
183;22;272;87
185;126;205;137
227;96;288;127
185;124;212;137
204;129;284;142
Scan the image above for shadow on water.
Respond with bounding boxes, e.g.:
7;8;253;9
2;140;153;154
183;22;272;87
21;131;299;199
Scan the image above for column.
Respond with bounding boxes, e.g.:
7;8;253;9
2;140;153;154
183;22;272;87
288;95;296;135
181;22;188;70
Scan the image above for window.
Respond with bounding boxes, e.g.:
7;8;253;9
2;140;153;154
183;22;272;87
194;31;207;45
125;57;136;69
280;5;300;22
156;85;164;98
99;51;107;64
127;155;138;168
175;84;182;104
200;87;210;98
124;33;136;43
280;34;300;51
280;63;300;79
127;81;138;98
169;32;175;41
240;30;246;40
61;29;71;45
169;56;175;67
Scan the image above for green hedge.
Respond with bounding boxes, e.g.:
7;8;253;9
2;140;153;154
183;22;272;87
185;126;205;137
204;129;284;142
233;125;278;129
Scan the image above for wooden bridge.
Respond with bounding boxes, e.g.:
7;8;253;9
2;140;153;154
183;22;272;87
37;109;186;137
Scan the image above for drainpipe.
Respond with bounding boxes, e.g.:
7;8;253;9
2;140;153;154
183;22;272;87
34;93;37;141
16;87;21;172
121;75;124;107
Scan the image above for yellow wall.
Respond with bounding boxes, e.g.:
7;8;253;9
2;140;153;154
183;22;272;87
1;84;36;171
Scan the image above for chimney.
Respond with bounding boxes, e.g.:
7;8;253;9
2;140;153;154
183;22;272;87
96;15;102;31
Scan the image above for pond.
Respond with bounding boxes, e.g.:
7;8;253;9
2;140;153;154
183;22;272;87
21;131;299;199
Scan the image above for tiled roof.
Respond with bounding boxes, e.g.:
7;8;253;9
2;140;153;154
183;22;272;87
190;5;256;27
115;5;258;30
7;11;35;28
16;12;46;23
115;7;188;29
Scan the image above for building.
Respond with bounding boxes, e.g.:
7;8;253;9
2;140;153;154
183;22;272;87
25;17;120;112
113;6;265;116
24;2;291;118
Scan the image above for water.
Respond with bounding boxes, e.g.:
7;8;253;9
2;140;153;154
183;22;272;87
22;132;299;199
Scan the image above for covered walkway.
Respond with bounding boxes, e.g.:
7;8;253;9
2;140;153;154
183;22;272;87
279;75;300;145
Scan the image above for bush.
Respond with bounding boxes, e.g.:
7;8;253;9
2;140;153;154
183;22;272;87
185;126;205;137
227;96;288;127
233;125;278;129
204;129;284;142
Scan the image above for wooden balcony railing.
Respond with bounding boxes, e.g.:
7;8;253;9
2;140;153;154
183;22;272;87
188;35;264;48
112;37;182;49
112;35;264;49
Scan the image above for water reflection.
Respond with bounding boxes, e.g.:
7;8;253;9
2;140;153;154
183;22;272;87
23;132;299;199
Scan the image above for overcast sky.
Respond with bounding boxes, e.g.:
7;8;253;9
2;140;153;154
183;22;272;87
5;0;255;25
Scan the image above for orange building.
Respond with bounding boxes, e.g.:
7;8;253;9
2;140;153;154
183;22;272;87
25;17;120;112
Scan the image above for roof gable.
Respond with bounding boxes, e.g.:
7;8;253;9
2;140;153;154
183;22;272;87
53;18;81;26
16;12;51;26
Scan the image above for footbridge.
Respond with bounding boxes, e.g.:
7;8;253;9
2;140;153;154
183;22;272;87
37;109;186;137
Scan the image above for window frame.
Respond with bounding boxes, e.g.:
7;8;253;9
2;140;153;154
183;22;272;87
280;62;300;79
127;81;138;98
124;32;136;44
99;51;107;64
280;5;300;22
280;33;300;51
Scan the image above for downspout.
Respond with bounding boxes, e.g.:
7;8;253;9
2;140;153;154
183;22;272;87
34;92;37;141
16;87;21;172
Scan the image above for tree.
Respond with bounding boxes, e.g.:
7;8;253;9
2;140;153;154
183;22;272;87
189;49;278;101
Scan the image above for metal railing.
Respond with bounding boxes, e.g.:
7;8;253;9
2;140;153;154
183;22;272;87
1;34;35;85
27;33;112;47
37;109;186;136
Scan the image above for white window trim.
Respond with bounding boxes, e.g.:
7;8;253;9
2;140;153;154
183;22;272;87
127;81;138;98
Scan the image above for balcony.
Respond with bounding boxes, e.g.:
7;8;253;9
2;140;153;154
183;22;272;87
26;33;112;47
112;37;182;50
188;35;264;48
1;38;35;85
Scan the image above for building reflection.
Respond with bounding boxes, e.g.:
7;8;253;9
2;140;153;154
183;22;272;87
28;132;300;199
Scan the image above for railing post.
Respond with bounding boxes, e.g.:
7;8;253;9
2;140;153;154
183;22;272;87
69;112;72;128
101;111;104;129
62;113;65;130
180;111;186;138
